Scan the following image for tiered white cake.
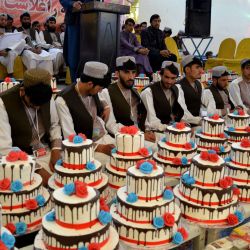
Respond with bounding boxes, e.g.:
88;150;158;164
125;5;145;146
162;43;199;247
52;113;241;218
48;134;109;198
0;149;51;235
174;151;243;225
225;109;250;143
106;126;152;193
35;181;119;249
0;77;19;93
195;115;231;158
111;160;188;247
154;122;197;180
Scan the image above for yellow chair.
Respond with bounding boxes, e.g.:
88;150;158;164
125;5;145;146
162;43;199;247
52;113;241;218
65;66;72;84
135;34;141;44
205;38;236;70
164;37;181;63
224;38;250;74
0;56;25;80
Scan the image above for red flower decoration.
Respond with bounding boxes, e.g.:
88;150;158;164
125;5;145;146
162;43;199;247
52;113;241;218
0;178;11;190
68;134;75;142
233;187;241;196
211;114;220;120
172;158;182;165
163;213;175;227
25;199;38;210
18;151;28;161
208;153;219;162
147;159;157;170
6;151;19;162
78;133;87;140
0;240;8;250
227;214;239;225
139;148;150;157
175;122;186;130
88;243;101;250
120;126;139;135
241;138;250;148
184;143;192;150
245;126;250;133
200;151;209;160
75;181;88;198
5;223;16;234
219;133;225;138
219;178;229;189
99;197;109;212
177;227;188;240
165;186;173;191
212;147;220;153
238;109;245;115
4;77;11;83
225;176;233;186
136;159;145;169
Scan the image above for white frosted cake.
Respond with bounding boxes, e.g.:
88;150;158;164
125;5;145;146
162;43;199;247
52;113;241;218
227;138;250;203
134;75;150;89
154;122;197;180
111;160;188;247
225;109;250;143
0;149;51;234
174;151;243;225
0;77;19;93
50;77;58;92
106;126;152;192
48;134;108;198
35;181;119;250
195;115;231;157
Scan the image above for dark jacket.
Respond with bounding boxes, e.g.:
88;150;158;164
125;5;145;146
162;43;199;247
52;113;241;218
42;30;62;45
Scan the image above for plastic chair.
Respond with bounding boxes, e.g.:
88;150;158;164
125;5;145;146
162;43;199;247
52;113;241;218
205;38;236;70
224;38;250;74
135;34;141;44
65;66;72;84
165;37;181;63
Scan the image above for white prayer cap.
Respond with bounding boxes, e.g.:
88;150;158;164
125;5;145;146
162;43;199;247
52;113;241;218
181;55;202;68
83;61;108;79
116;56;136;67
241;58;250;68
212;66;229;78
161;60;180;72
0;13;7;18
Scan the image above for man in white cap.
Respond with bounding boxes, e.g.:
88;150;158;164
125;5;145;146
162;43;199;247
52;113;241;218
229;59;250;114
177;55;203;126
141;61;183;134
55;61;115;164
202;66;234;116
100;56;155;142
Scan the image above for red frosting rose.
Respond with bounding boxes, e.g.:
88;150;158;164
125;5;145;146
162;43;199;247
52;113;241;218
147;159;157;169
219;133;225;138
68;134;75;142
184;143;192;150
177;227;188;240
212;146;220;153
6;151;19;162
175;122;186;130
5;223;16;234
238;109;245;115
0;178;11;190
233;187;241;196
18;151;28;161
99;197;109;212
4;77;11;83
208;153;219;162
200;151;209;160
78;133;87;140
172;158;182;165
212;114;220;120
225;176;233;186
120;126;139;135
163;213;175;227
165;186;173;191
240;138;250;148
139;148;149;157
136;160;145;169
219;178;229;189
0;240;8;250
227;214;239;225
88;243;101;250
25;199;38;210
245;126;250;133
75;181;88;198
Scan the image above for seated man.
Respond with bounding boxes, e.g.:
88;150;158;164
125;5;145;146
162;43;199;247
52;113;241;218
141;14;177;72
55;61;115;164
120;18;152;75
202;66;234;117
141;61;183;133
100;56;155;142
229;59;250;114
0;69;62;183
5;14;16;33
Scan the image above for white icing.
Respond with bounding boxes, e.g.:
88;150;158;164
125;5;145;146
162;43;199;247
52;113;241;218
202;117;225;135
227;113;250;129
166;125;191;144
230;142;250;165
105;163;126;189
0;81;20;92
134;77;150;87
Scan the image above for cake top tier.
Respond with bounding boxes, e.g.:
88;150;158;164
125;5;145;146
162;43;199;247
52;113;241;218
167;122;191;133
118;125;141;136
204;114;224;123
63;133;92;147
2;149;30;163
193;150;224;166
2;76;19;83
228;109;249;118
232;138;250;150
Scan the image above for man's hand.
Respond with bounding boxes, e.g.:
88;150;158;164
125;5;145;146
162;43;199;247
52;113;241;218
0;50;8;57
160;50;170;57
138;48;149;55
73;1;82;10
49;149;61;172
101;107;110;123
95;144;115;156
144;131;156;142
35;168;51;187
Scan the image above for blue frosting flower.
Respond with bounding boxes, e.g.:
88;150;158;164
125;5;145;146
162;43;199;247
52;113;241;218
98;210;112;225
185;176;196;186
208;149;216;154
208;113;213;117
139;162;153;174
153;217;164;229
1;232;15;249
161;137;167;143
56;159;63;166
46;211;56;222
233;110;239;115
181;174;190;182
181;157;188;165
73;135;84;144
36;195;45;207
225;157;231;163
172;122;177;128
63;183;75;196
11;180;23;192
15;222;27;235
12;147;21;152
234;211;244;222
126;192;138;203
86;161;96;171
196;128;202;134
189;141;195;148
78;247;87;250
163;189;174;200
11;78;16;82
111;148;117;154
219;146;225;153
228;127;235;132
172;232;184;244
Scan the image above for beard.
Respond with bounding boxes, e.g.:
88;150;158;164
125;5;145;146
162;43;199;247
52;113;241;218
47;26;56;33
22;22;31;29
120;76;134;89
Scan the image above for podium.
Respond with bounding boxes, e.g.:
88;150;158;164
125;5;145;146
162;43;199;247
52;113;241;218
79;1;130;72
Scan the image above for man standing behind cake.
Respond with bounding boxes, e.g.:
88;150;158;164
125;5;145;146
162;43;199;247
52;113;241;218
55;61;115;164
202;66;234;117
141;61;184;135
229;59;250;114
0;69;62;183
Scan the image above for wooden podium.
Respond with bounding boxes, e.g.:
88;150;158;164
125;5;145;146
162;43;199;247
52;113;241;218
79;1;130;72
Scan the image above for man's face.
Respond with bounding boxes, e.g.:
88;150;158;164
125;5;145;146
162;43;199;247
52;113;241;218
186;64;202;80
6;19;13;27
151;18;161;29
48;20;56;32
216;76;228;90
141;23;147;30
125;21;134;33
60;23;65;32
161;69;177;89
118;69;136;89
21;16;31;29
87;83;103;96
242;65;250;80
0;16;7;28
33;23;40;32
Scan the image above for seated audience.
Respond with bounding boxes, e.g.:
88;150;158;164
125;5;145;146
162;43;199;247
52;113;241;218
140;21;147;30
5;14;16;33
32;20;41;33
163;27;172;38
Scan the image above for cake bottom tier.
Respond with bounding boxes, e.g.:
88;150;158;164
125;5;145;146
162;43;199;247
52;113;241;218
106;163;126;190
174;185;239;225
